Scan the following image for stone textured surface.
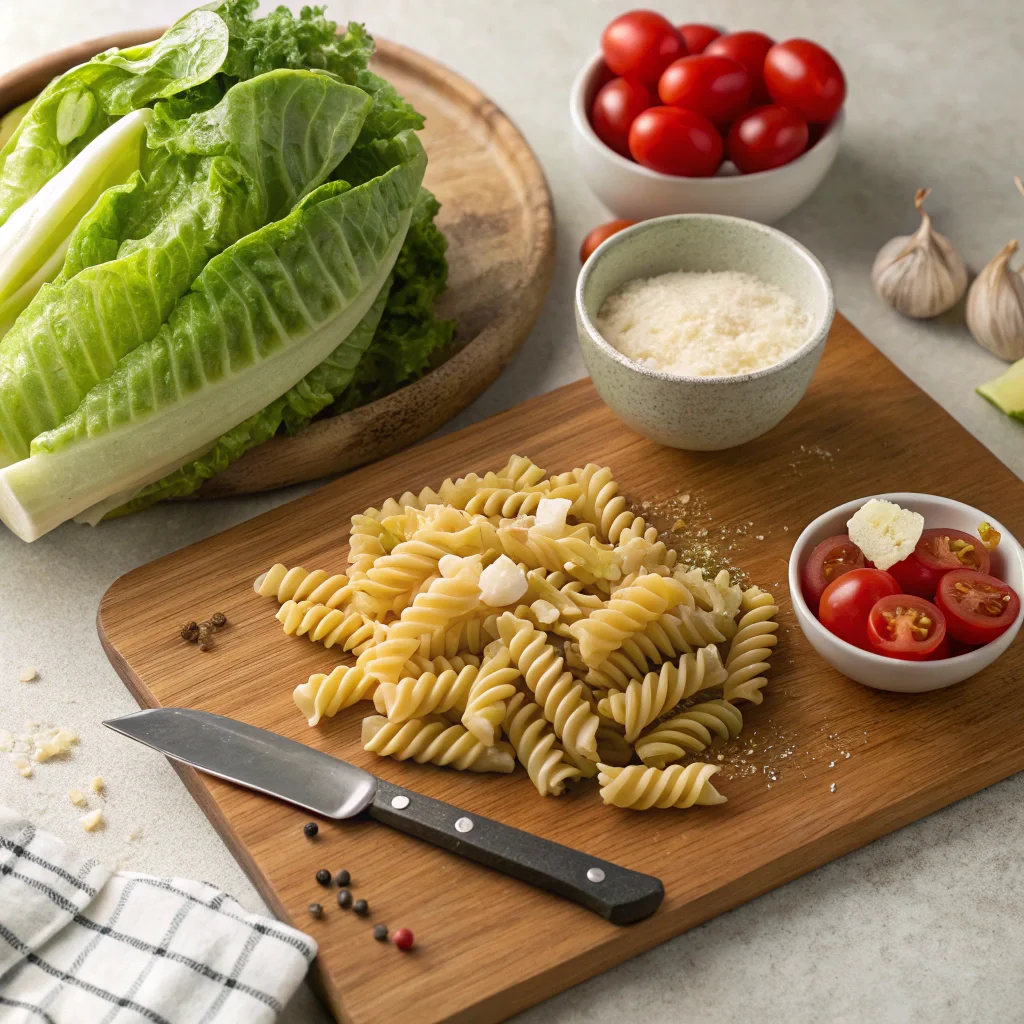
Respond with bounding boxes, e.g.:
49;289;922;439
0;2;1022;1022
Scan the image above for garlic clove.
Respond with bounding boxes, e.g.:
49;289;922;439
966;239;1024;361
871;188;967;319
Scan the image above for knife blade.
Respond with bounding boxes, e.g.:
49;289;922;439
104;708;664;925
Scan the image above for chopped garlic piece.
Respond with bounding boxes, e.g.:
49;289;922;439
18;667;37;683
531;497;571;536
479;555;528;607
80;808;104;832
89;776;104;793
69;788;87;807
847;499;924;571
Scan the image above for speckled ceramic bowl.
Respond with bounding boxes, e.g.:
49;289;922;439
575;215;833;450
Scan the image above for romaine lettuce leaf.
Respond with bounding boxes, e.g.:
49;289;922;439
0;70;370;464
0;130;427;541
0;9;230;227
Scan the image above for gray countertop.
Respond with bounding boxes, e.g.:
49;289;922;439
1;2;1022;1022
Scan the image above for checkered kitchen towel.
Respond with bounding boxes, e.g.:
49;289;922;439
0;807;316;1023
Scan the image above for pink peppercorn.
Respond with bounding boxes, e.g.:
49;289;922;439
393;928;414;951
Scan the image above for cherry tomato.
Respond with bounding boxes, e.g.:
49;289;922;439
580;219;636;263
866;595;946;660
705;31;774;103
926;635;952;660
628;106;722;176
888;529;991;599
764;39;846;124
591;77;653;156
935;569;1020;645
677;23;721;55
726;104;808;173
658;55;751;125
819;568;900;650
601;11;686;85
801;534;865;614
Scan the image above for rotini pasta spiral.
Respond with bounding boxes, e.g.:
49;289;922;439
293;664;376;726
498;612;599;762
503;692;582;796
462;642;522;746
598;762;726;809
348;513;399;576
634;700;743;768
415;615;499;660
374;661;479;722
349;538;450;617
597;645;728;742
497;454;548;491
276;601;378;652
570;574;688;668
723;587;778;705
361;715;515;773
256;564;351;607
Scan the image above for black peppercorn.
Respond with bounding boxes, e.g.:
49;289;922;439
315;869;331;886
308;903;323;919
198;641;212;652
303;822;318;839
210;612;227;628
334;869;350;887
337;889;353;909
180;622;199;643
373;924;388;941
353;898;368;916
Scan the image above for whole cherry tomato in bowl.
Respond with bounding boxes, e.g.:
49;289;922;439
866;595;946;661
677;23;721;55
601;10;686;84
628;106;723;176
818;568;901;650
579;219;636;263
764;39;846;124
705;31;774;102
591;77;653;156
727;105;809;173
658;55;752;125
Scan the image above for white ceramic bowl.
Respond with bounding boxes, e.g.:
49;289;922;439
569;51;844;224
789;494;1024;693
575;214;833;450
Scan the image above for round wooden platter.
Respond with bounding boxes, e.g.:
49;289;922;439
0;32;555;497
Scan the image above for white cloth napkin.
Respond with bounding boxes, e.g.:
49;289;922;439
0;807;316;1023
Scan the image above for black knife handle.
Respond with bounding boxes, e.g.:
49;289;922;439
369;779;663;924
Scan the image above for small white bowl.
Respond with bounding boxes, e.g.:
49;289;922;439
575;214;833;450
789;494;1024;693
569;51;844;224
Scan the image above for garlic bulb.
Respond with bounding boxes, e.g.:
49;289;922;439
965;178;1024;361
872;188;967;318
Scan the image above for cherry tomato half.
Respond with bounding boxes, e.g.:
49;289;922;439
764;39;846;124
591;77;653;156
801;534;866;614
726;104;808;173
677;23;721;55
888;528;991;599
580;219;636;263
601;11;686;85
819;568;900;650
935;569;1020;646
628;106;722;176
866;595;946;660
705;31;774;103
658;55;751;125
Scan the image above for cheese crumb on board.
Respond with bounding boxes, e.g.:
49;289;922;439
1;723;78;776
847;499;924;570
595;270;813;377
89;776;104;793
18;667;38;682
80;808;104;832
68;788;87;807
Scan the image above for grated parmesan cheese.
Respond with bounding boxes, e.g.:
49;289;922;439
595;270;813;377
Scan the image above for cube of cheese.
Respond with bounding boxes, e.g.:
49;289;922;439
80;808;104;832
847;499;924;571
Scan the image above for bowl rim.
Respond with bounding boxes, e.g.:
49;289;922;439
569;49;846;187
576;213;834;385
788;492;1024;672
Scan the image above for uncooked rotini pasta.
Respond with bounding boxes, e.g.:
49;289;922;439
374;661;479;723
293;663;377;726
634;700;743;769
361;715;515;773
597;646;728;742
503;692;582;797
255;564;351;607
723;586;779;706
349;538;451;616
598;762;726;809
462;642;522;746
416;615;499;660
276;601;378;653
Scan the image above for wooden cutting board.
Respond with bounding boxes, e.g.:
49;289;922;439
98;313;1024;1024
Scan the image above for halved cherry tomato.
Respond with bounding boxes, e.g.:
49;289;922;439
580;219;636;263
935;569;1020;645
819;568;900;649
801;533;865;613
866;595;946;660
888;528;991;598
705;31;774;103
764;39;846;124
726;105;809;173
677;23;721;55
658;55;752;125
591;77;653;156
601;11;686;84
628;106;723;176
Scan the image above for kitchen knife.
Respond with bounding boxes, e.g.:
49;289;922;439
104;708;664;925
